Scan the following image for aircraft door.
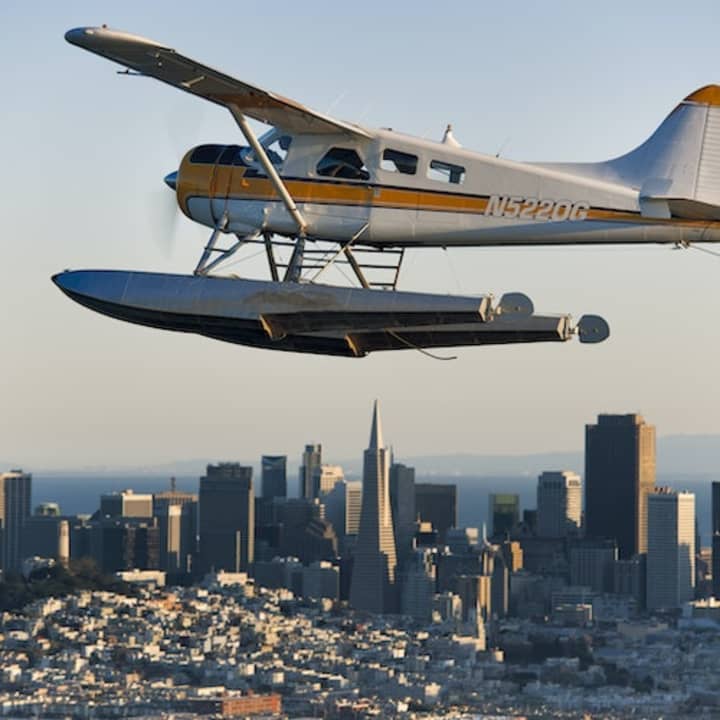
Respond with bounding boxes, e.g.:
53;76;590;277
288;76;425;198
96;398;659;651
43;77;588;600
207;145;239;228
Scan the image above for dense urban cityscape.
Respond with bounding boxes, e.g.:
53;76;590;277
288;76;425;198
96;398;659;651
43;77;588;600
1;405;719;719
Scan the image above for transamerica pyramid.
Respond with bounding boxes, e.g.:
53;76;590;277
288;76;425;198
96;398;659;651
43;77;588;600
349;400;398;614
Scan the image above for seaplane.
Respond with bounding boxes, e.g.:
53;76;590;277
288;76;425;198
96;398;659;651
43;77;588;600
54;26;720;357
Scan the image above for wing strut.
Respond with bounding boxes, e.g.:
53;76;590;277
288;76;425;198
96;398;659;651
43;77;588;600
228;105;308;240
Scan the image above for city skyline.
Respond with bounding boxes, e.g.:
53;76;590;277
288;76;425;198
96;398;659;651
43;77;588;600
2;1;720;469
3;4;720;717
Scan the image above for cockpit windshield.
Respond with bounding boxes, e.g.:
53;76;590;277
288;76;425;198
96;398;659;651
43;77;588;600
189;128;292;175
239;128;292;171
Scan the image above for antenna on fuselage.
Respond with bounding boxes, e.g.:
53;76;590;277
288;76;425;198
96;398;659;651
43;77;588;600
442;124;461;148
495;137;510;158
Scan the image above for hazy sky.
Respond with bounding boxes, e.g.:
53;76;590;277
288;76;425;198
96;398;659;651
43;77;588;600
2;0;719;469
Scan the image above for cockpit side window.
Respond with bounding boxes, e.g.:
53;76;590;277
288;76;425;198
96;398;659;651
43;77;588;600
241;131;293;170
316;147;370;181
218;145;242;165
381;149;418;175
263;133;292;166
190;145;224;164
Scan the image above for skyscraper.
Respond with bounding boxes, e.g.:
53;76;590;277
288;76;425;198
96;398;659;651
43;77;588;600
585;414;656;558
400;548;437;622
0;470;32;573
312;465;344;497
299;444;322;499
100;489;153;518
350;401;398;614
153;485;198;574
198;463;254;574
488;494;519;538
537;471;582;538
646;488;695;610
261;455;287;500
416;484;457;543
390;462;416;563
325;480;362;546
712;481;720;599
712;482;720;535
89;519;160;574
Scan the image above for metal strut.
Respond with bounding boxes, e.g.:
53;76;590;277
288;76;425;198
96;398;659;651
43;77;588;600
228;105;308;282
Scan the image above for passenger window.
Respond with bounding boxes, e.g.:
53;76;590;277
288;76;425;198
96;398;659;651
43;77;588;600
381;149;418;175
427;159;466;185
190;145;224;164
316;147;370;181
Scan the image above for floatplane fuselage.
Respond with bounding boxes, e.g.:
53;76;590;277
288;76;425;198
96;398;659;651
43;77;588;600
54;26;720;357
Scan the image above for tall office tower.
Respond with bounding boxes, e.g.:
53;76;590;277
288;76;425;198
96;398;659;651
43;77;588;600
585;413;656;559
537;471;582;538
350;401;398;614
456;574;492;623
261;455;287;500
90;519;160;573
416;483;457;543
389;463;416;563
400;548;437;622
711;480;720;598
488;494;520;538
198;463;254;574
712;481;720;536
0;470;32;573
299;444;322;499
100;489;153;519
713;534;720;599
646;489;695;610
154;487;198;574
481;544;510;618
312;465;345;497
325;480;362;546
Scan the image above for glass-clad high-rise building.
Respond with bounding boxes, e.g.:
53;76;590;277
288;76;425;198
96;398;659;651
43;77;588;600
585;414;655;559
198;463;254;574
261;455;287;500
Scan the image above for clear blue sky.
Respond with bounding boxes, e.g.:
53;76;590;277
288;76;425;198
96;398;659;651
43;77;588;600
1;0;719;469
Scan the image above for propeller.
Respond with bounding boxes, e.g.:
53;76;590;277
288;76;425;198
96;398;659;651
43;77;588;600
147;101;205;258
146;174;182;259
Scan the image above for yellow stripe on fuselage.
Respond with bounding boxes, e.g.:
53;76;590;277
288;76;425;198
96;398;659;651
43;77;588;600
176;161;720;229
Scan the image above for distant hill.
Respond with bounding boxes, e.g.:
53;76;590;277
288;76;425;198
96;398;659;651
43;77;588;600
7;433;719;478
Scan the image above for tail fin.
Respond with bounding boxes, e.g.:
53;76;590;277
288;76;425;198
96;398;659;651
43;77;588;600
606;86;720;219
544;86;720;219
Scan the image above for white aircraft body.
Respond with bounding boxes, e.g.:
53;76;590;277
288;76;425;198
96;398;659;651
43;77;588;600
54;26;720;357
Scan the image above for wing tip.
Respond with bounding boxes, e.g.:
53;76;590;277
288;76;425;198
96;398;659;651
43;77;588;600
65;26;168;52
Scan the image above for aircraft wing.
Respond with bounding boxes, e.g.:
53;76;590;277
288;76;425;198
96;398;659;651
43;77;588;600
65;26;371;138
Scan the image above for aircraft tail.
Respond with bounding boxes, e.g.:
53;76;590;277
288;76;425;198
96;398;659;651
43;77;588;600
542;86;720;220
608;86;720;219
